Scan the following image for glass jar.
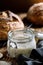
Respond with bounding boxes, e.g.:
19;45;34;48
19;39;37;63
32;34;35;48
7;29;36;57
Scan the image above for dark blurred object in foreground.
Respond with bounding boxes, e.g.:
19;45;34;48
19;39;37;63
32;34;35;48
30;48;43;62
17;42;43;65
17;54;43;65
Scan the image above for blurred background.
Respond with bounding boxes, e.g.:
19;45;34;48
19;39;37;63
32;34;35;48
0;0;43;13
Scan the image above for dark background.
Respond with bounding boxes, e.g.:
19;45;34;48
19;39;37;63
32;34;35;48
0;0;43;13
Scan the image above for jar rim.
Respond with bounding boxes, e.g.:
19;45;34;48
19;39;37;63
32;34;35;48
8;29;34;43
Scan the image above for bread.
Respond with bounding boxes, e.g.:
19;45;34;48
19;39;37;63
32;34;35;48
0;11;24;40
27;3;43;25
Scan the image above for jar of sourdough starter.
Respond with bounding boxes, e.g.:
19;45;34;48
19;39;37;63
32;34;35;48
7;29;36;57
